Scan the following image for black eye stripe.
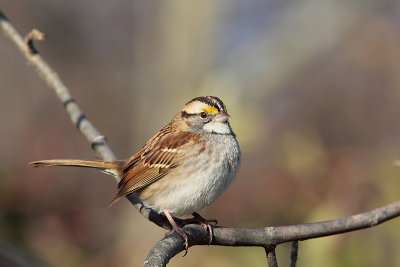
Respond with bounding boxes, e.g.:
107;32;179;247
181;111;194;118
181;111;213;124
181;111;211;118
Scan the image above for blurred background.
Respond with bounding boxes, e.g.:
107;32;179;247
1;0;400;266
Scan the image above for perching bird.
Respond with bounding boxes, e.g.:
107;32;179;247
31;96;241;251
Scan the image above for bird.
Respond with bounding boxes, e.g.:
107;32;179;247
30;96;241;252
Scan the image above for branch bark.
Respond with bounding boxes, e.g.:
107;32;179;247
0;9;169;228
2;10;400;267
143;200;400;265
290;241;298;267
265;246;278;267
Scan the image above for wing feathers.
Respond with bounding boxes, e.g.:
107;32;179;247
111;131;201;205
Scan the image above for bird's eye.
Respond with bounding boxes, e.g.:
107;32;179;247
200;112;207;119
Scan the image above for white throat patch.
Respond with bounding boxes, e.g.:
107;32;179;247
203;121;231;134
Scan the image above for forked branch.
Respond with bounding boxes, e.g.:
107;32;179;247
144;200;400;265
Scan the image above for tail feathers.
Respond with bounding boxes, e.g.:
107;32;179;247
29;159;124;178
30;159;129;205
109;194;124;207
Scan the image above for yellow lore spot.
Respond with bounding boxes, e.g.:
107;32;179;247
203;106;219;114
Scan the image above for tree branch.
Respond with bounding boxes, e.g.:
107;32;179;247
265;246;278;267
2;10;400;267
0;10;170;230
143;200;400;266
0;11;116;164
290;241;298;267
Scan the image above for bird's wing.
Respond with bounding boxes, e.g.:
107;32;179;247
110;128;201;204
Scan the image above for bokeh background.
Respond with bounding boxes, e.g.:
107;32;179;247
1;1;400;266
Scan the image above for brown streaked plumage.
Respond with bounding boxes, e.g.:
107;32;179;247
30;96;241;254
112;131;203;205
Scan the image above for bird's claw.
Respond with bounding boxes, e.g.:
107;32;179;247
185;212;217;245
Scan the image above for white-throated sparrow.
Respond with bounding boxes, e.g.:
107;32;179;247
31;96;241;251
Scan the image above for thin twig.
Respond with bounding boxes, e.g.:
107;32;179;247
290;241;298;267
0;11;116;163
0;10;165;228
264;246;278;267
24;28;45;54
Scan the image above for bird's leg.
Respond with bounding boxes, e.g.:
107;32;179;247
164;210;189;256
184;212;217;245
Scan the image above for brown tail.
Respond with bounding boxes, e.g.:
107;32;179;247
29;159;124;178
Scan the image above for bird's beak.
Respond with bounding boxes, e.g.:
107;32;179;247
214;111;231;123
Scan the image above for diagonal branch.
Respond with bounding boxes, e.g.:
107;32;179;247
0;10;169;230
0;11;116;164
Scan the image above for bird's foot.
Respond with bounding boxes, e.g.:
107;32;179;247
184;212;217;245
164;211;190;256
